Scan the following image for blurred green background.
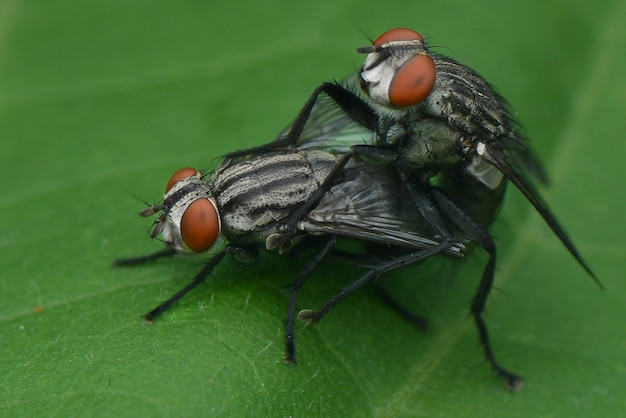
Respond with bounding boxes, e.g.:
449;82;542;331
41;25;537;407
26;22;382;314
1;0;625;416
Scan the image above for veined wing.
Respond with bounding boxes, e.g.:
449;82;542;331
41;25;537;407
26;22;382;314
278;75;376;154
299;159;464;255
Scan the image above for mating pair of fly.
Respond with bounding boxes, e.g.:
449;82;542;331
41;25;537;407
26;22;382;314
115;28;599;390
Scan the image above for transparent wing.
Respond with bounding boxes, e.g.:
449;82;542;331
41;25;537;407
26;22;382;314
277;75;377;154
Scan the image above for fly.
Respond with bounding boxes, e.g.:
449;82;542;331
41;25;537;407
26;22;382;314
226;28;600;390
115;148;465;365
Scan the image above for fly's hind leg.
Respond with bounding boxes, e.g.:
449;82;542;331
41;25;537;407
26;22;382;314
431;188;523;391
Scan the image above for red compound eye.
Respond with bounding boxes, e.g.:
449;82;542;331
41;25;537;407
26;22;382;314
166;167;198;192
374;28;424;46
180;198;220;252
388;54;436;107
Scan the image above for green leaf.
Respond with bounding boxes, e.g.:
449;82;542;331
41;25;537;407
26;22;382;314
1;0;625;416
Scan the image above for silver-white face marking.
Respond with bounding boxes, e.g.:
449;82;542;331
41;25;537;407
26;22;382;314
360;52;396;106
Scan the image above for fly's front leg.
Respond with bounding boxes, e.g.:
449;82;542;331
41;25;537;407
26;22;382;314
224;82;379;161
285;82;379;144
284;237;336;364
113;247;177;267
142;245;254;322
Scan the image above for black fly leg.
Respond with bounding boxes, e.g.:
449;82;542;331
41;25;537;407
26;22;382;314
284;82;379;142
396;167;522;389
431;188;523;390
325;248;430;329
285;237;336;364
142;245;242;322
296;158;464;326
224;82;378;160
398;171;456;241
310;151;456;332
374;285;429;331
113;247;177;267
327;248;391;268
299;241;452;324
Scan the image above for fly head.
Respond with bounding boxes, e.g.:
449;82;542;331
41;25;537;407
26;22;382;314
143;167;221;253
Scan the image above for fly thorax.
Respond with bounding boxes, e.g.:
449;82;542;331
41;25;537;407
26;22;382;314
399;118;464;167
421;83;475;134
423;55;514;141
